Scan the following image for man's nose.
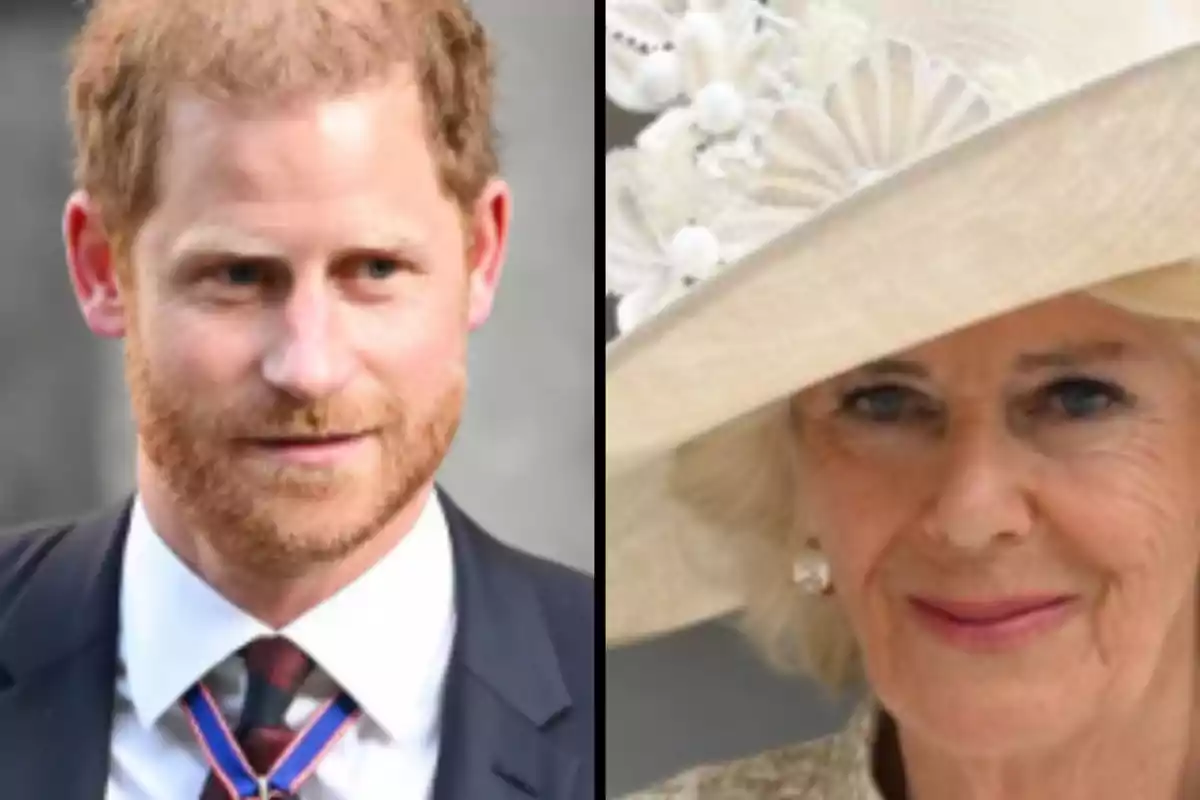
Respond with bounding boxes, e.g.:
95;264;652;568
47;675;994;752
259;283;354;401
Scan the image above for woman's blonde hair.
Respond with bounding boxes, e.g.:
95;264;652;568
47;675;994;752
668;401;863;691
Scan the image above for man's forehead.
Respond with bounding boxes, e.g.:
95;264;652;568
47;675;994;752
137;74;451;262
163;72;422;132
149;79;443;212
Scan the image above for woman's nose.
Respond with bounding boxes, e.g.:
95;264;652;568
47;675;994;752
921;423;1035;551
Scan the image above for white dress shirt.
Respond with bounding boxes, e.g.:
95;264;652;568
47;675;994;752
106;492;457;799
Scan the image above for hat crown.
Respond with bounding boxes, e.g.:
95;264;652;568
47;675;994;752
606;0;1200;333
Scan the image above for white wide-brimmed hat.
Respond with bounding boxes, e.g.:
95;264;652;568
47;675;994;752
606;0;1200;646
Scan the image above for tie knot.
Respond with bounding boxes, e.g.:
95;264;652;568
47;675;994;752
240;636;313;697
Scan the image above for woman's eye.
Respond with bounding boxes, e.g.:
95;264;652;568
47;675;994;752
839;385;933;424
1035;378;1130;420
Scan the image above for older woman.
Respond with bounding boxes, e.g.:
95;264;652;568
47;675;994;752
606;1;1200;798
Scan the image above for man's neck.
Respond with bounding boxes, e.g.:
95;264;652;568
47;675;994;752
136;457;434;629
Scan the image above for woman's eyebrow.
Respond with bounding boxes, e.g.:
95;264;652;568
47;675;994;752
851;341;1136;380
1014;340;1133;372
852;359;929;379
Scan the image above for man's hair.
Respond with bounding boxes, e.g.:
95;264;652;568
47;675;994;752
67;0;498;248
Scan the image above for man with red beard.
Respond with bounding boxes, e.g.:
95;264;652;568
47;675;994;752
0;1;593;799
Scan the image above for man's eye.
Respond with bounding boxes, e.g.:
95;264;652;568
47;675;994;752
838;384;934;424
220;261;265;285
1035;378;1131;420
360;257;402;280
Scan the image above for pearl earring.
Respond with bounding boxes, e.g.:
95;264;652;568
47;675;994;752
791;544;832;596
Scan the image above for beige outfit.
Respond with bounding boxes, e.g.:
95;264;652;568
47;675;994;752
623;701;886;800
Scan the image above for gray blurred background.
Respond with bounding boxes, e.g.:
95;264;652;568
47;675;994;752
0;1;594;570
604;100;861;797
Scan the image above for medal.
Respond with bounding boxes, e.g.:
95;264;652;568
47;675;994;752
182;683;361;798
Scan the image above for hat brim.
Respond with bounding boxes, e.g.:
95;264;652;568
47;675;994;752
606;42;1200;645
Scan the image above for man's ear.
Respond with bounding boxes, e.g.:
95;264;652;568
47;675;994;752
463;178;512;331
63;191;127;338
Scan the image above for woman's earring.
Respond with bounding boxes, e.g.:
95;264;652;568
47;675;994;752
791;540;832;596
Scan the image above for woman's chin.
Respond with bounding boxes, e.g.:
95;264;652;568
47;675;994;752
864;601;1104;751
884;677;1098;757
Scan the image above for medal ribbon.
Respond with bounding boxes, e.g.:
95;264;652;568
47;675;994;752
182;683;361;799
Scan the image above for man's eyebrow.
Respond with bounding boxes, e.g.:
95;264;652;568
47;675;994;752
169;223;430;264
169;226;286;265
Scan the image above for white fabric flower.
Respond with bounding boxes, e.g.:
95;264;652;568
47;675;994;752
748;0;872;97
606;115;797;333
657;0;875;194
606;0;685;112
782;0;873;90
730;40;994;218
672;2;781;136
607;0;786;130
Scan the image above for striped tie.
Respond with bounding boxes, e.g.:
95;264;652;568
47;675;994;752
199;637;315;799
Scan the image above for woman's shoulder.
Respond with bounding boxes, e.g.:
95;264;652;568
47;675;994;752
621;718;878;800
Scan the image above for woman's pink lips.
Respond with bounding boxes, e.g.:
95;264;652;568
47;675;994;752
911;595;1074;622
908;594;1078;649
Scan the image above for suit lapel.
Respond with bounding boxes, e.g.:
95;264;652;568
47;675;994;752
433;493;583;800
0;491;586;798
0;500;131;799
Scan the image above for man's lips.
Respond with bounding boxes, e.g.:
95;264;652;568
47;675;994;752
908;595;1076;624
246;432;367;446
237;431;375;464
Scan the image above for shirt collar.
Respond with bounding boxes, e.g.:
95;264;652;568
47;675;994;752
118;490;456;742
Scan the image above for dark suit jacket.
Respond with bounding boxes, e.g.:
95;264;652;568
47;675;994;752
0;491;594;799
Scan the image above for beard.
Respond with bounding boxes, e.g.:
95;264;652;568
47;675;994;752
123;322;463;577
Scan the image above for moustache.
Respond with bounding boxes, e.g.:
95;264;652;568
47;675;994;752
206;396;404;440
